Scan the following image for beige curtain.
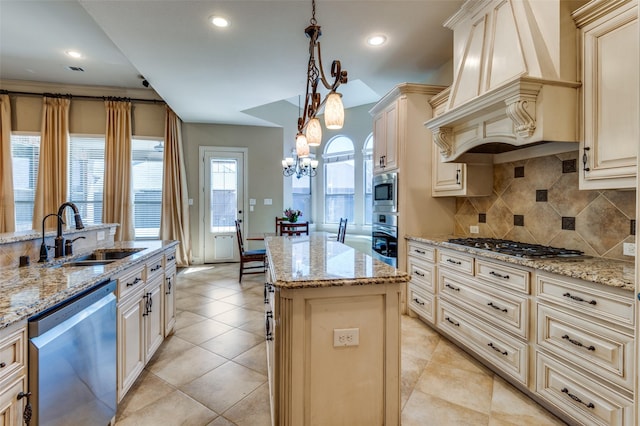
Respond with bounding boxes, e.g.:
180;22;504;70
102;100;134;241
160;107;191;266
32;97;70;230
0;94;15;233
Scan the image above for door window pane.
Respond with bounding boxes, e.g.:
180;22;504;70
210;159;237;232
11;134;40;231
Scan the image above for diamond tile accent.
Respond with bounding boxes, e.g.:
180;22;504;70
562;159;577;173
478;213;486;223
561;217;575;230
536;190;548;202
514;166;525;178
513;215;524;226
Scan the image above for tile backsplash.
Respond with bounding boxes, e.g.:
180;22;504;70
454;152;636;261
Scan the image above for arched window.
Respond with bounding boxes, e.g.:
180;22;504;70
323;136;354;224
363;134;373;225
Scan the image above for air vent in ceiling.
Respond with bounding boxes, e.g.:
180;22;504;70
67;66;84;72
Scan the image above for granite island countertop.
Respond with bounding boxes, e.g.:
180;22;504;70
266;233;408;289
407;235;635;292
0;240;179;329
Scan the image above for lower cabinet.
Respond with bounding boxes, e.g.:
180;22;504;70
406;239;636;426
265;279;402;426
0;323;28;426
117;251;171;402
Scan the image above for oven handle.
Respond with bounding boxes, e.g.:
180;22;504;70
372;225;397;236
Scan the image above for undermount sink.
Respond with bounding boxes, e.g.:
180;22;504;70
60;248;145;267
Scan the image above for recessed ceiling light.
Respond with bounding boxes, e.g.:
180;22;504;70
210;16;229;28
65;50;82;58
367;35;387;46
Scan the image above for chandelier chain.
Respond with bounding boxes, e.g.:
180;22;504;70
310;0;317;25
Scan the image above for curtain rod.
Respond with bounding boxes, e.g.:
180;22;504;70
0;89;165;105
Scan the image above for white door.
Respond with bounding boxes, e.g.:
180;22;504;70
202;148;246;263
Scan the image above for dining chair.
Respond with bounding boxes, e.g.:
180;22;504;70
337;218;348;243
275;216;286;236
280;221;309;236
234;220;266;282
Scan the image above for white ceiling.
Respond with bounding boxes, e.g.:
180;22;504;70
0;0;463;127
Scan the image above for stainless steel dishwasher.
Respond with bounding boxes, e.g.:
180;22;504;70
28;279;117;426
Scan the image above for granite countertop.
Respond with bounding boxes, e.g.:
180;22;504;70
266;233;409;289
0;223;117;244
407;235;635;292
0;240;179;329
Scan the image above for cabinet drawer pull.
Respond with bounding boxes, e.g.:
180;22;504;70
0;362;5;368
487;342;508;356
445;317;460;327
445;283;460;292
455;169;460;185
487;302;508;313
167;255;175;261
562;334;595;351
18;391;32;424
126;277;142;287
489;271;509;279
413;270;425;277
563;292;597;305
151;264;162;272
561;387;595;409
165;277;172;294
265;311;274;341
412;297;425;306
414;249;426;255
446;258;462;265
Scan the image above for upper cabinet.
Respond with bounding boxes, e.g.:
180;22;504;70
573;0;638;190
372;101;399;173
429;88;493;197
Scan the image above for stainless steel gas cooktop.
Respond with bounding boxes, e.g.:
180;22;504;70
447;238;584;259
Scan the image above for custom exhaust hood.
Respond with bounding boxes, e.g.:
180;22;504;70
426;0;586;161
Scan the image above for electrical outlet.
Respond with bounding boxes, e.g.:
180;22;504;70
333;328;359;347
623;242;636;256
470;225;479;234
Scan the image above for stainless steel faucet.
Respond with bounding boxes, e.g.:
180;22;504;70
55;202;85;258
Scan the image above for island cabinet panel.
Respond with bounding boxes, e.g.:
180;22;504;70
270;284;401;426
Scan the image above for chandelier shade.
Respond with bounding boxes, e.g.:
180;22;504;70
324;92;344;129
296;133;310;157
282;150;318;179
306;118;322;146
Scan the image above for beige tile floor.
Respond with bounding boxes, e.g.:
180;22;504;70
115;263;566;426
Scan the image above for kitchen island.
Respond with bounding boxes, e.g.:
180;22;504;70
264;234;408;426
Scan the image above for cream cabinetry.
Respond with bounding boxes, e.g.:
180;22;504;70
435;249;531;386
265;278;401;425
0;324;28;426
372;101;398;173
117;252;168;402
574;0;639;190
407;241;437;324
164;248;177;336
370;84;456;272
406;239;636;425
534;272;634;425
429;89;493;197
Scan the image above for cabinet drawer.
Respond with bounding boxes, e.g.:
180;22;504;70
165;249;177;269
146;254;164;282
439;269;529;338
536;303;634;391
535;352;633;426
437;249;473;275
476;259;530;294
407;241;435;262
117;264;145;300
407;257;435;293
408;287;435;324
437;299;528;385
0;327;26;383
536;273;634;328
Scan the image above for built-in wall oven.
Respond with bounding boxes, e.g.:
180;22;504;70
373;173;397;213
372;212;397;267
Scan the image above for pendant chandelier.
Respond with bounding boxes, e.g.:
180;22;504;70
282;151;319;178
294;0;348;156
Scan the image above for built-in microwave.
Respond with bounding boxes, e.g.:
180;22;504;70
372;172;398;212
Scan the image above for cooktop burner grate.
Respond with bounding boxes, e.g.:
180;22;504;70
447;238;584;259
